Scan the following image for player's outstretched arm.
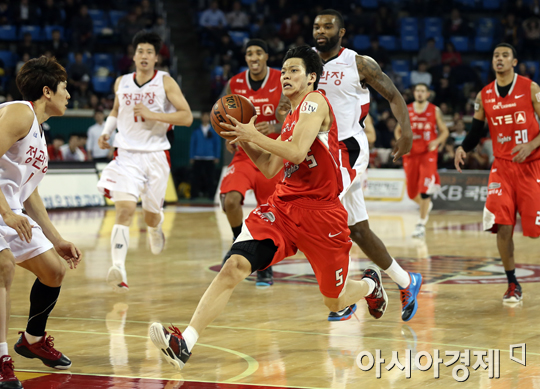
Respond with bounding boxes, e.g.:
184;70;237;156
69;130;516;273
23;188;81;269
356;55;412;161
0;104;37;243
134;76;193;127
455;91;487;172
431;107;450;151
512;81;540;163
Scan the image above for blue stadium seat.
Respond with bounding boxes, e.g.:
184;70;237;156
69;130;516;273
87;9;107;23
392;59;410;73
400;17;418;35
19;25;42;41
396;71;410;89
0;25;17;41
378;35;397;51
475;36;493;52
353;35;370;51
450;36;469;52
476;17;496;37
109;10;127;26
68;52;91;65
93;53;115;73
44;25;64;40
228;31;249;46
523;61;540;81
93;19;109;35
401;34;419;51
0;51;14;69
483;0;501;9
239;66;249;73
241;0;257;4
470;60;490;83
360;0;378;9
212;66;224;77
92;76;114;94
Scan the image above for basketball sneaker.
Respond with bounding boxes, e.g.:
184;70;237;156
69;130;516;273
0;355;22;389
400;272;422;321
14;332;71;370
107;265;129;292
412;224;426;238
503;283;522;303
149;323;191;370
362;265;388;319
256;267;273;288
148;211;165;255
327;304;357;321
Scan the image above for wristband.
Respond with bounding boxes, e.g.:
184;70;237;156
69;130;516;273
101;116;117;137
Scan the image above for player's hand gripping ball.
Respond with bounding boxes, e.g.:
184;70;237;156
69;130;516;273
210;94;256;141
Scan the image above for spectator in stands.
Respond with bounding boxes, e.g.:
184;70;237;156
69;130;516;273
0;1;12;25
253;16;276;40
518;62;534;79
450;118;466;146
227;1;249;31
434;78;457;112
438;137;456;170
140;0;156;27
439;102;452;115
45;29;69;66
189;112;221;199
250;0;270;22
118;12;144;46
63;0;78;23
215;34;239;70
418;38;441;70
67;52;91;95
507;0;529;22
364;38;390;70
267;35;285;67
299;15;313;43
279;14;301;45
502;13;521;49
372;5;396;36
71;78;92;109
153;16;168;41
522;16;540;59
17;32;39;59
78;133;88;159
441;41;462;67
15;53;30;75
47;135;65;161
349;6;369;35
466;144;490;170
375;114;397;150
87;110;114;162
118;44;135;74
200;1;227;30
72;4;94;52
59;134;86;161
15;0;39;26
410;61;432;87
444;8;469;38
40;0;63;26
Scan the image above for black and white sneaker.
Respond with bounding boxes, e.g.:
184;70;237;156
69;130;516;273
149;323;191;370
327;304;357;321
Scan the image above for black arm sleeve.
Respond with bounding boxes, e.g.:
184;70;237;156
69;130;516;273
461;118;489;152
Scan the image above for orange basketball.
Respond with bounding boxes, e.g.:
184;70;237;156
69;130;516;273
210;94;257;141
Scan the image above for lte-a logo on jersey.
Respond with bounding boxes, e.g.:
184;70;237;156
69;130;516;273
262;104;274;116
515;111;526;124
491;111;526;126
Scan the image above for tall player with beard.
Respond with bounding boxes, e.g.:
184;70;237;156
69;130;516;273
97;31;193;292
149;46;388;371
455;43;540;303
219;39;283;287
305;10;422;322
395;83;449;238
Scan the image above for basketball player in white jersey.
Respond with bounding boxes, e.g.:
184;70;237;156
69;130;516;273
0;56;81;387
97;31;193;292
305;10;421;322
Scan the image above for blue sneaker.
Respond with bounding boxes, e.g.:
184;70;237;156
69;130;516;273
256;267;273;288
400;272;422;322
327;304;357;321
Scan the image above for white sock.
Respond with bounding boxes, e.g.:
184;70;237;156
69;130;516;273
111;224;130;269
384;259;410;289
24;332;43;345
418;217;428;226
182;326;199;353
0;342;8;356
364;278;376;296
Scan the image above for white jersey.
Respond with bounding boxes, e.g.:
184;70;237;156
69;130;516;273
114;70;175;152
0;101;48;210
316;47;370;141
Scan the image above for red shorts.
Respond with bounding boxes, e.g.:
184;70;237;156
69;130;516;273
220;153;281;206
238;195;352;298
484;158;540;237
403;151;440;199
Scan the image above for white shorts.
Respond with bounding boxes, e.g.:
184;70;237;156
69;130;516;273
339;132;370;226
0;210;54;263
97;149;170;214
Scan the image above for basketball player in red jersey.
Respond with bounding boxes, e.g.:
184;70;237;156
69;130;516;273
395;83;449;238
219;39;283;287
149;46;388;370
456;43;540;303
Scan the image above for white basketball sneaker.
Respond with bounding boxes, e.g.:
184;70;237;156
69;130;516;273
107;265;129;292
412;224;426;239
148;211;165;255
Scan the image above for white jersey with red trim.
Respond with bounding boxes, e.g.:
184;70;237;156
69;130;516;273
0;101;48;210
316;47;370;141
114;70;175;152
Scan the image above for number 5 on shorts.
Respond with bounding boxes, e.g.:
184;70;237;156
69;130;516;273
335;268;343;287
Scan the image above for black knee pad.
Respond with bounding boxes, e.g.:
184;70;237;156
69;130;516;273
420;193;431;199
224;239;277;272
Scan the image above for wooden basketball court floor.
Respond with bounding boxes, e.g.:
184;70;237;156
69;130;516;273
8;203;540;388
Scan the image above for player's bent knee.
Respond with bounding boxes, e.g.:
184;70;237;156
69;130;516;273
0;254;15;286
223;192;242;213
219;255;252;285
40;263;66;287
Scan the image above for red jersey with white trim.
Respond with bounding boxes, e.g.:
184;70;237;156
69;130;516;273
274;91;343;203
481;74;540;161
229;67;282;161
408;102;438;155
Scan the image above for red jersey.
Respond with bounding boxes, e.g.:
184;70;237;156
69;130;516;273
482;74;540;162
408;102;438;155
229;68;283;162
274;91;343;203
